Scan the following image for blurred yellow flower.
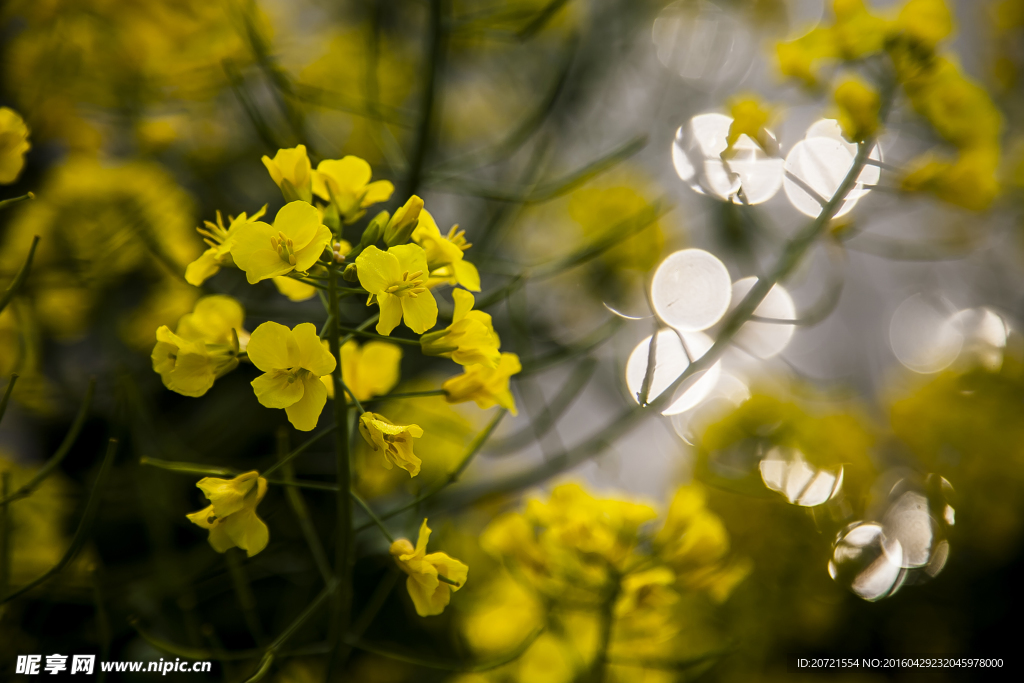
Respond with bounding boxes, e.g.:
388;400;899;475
355;244;438;335
443;352;520;414
776;28;835;87
832;0;888;59
185;471;269;557
152;295;246;397
725;96;773;154
420;289;500;367
901;145;1001;211
121;278;199;350
262;145;313;203
185;206;267;286
567;184;665;275
358;411;424;477
323;339;402;401
312;156;394;224
895;0;954;48
412;209;480;291
834;77;881;142
247;321;337;431
231;201;332;284
0;107;31;184
272;277;318;302
390;519;468;616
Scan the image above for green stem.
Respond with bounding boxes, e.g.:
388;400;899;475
0;379;96;505
139;456;339;492
0;375;17;426
278;430;333;587
0;192;34;212
225;550;267;647
0;472;10;600
365;389;446;402
327;261;353;665
404;0;448;197
350;490;394;543
336;326;420;345
587;578;620;683
0;235;40;315
2;438;118;604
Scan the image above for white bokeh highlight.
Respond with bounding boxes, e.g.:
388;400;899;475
625;329;722;416
729;276;797;359
672;113;783;204
650;249;732;331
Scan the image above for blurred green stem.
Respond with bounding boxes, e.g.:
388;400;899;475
327;261;354;674
0;234;39;315
226;550;267;646
278;429;333;587
0;472;10;600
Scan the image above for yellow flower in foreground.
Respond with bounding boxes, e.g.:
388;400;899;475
355;244;438;335
186;471;269;557
359;412;424;476
230;201;332;284
185;207;267;286
0;107;31;184
152;296;246;397
247;321;337;431
834;77;881;142
420;289;500;367
262;145;313;203
323;339;402;401
390;519;468;616
443;352;520;414
312;156;394;223
412;209;480;291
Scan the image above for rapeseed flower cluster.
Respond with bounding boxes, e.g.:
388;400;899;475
460;483;748;681
775;0;1003;210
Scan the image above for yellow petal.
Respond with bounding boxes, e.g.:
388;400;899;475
401;292;438;334
356;246;402;295
286;376;328;431
363;180;395;206
247;321;301;371
376;293;404;336
293;223;332;273
453;260;481;292
252;370;305;409
451;288;475;322
294;322;337;376
390;243;430;277
274;201;320;250
221;510;270;557
185;249;221;286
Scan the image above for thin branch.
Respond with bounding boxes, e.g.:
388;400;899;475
2;438;118;604
0;379;96;505
0;235;40;315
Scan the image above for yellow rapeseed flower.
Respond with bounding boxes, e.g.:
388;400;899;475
0;107;31;184
355;244;438;335
230;201;332;284
186;471;269;557
247;321;337;431
312;156;394;224
442;352;520;414
185;207;267;286
420;289;500;367
390;519;468;616
359;412;424;476
323;339;402;401
834;77;881;142
262;145;313;203
152;295;247;397
412;209;480;291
